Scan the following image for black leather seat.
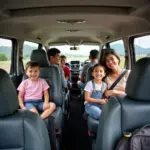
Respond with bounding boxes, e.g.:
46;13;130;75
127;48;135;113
30;49;64;131
95;57;150;150
0;68;50;150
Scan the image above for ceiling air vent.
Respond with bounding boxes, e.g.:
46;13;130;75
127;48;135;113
57;19;86;25
65;30;80;32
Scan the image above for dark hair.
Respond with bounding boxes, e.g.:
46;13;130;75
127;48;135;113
90;49;99;59
102;49;120;73
47;48;60;61
25;61;40;71
92;64;106;73
60;55;66;59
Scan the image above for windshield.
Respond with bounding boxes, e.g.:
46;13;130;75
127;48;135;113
49;44;100;62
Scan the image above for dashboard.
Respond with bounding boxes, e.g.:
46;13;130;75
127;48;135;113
69;61;83;81
70;61;80;71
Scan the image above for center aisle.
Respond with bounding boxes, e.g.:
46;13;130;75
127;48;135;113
63;94;92;150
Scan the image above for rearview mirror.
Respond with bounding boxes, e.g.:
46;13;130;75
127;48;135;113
70;46;80;50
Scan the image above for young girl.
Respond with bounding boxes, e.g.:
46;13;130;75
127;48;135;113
84;64;107;120
17;61;56;119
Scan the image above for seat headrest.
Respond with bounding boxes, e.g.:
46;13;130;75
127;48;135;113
0;69;19;117
126;57;150;101
85;66;94;83
30;49;50;67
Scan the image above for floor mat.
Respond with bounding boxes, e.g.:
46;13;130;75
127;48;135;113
63;94;92;150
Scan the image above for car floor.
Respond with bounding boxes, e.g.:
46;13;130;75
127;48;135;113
63;94;92;150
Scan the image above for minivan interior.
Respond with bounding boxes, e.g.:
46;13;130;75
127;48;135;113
1;1;150;150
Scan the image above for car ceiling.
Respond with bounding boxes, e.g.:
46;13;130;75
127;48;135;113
0;0;150;45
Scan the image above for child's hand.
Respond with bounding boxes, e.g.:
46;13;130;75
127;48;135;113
21;106;27;110
104;98;108;103
99;99;107;104
43;102;50;110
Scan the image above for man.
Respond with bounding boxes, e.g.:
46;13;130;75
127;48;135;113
47;48;67;88
77;49;99;89
46;48;67;150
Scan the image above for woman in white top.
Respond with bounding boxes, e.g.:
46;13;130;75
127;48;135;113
102;49;130;97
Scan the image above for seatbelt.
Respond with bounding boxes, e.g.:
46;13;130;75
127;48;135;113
19;56;25;73
109;70;128;90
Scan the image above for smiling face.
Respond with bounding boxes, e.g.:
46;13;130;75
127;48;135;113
92;66;106;81
26;66;40;81
105;54;120;71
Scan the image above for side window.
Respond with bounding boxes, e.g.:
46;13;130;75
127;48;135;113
23;41;39;67
109;40;125;68
0;38;12;73
134;35;150;61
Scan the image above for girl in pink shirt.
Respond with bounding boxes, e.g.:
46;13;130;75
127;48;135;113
17;61;56;119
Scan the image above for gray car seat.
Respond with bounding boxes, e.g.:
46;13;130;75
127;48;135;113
85;48;111;136
0;68;50;150
85;66;99;136
95;57;150;150
30;49;63;131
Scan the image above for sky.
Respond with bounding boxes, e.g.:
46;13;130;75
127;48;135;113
0;35;150;52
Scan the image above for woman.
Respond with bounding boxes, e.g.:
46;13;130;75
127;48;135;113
102;49;130;97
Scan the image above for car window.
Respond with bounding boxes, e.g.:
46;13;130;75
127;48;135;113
0;38;12;73
23;41;39;67
49;44;100;62
109;40;125;68
134;35;150;61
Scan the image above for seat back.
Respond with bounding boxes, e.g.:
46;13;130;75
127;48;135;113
95;57;150;150
0;69;50;150
30;49;63;107
85;66;93;83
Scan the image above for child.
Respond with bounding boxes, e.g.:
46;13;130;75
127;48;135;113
84;64;107;120
59;55;72;88
17;61;56;119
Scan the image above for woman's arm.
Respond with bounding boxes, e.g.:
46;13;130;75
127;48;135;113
113;90;126;95
105;89;126;97
85;91;106;104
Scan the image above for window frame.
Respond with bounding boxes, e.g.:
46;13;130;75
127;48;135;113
130;33;150;64
105;39;126;68
0;36;17;74
22;40;40;68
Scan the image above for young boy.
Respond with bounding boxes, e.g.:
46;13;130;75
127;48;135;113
17;61;56;119
59;55;72;88
60;55;70;81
